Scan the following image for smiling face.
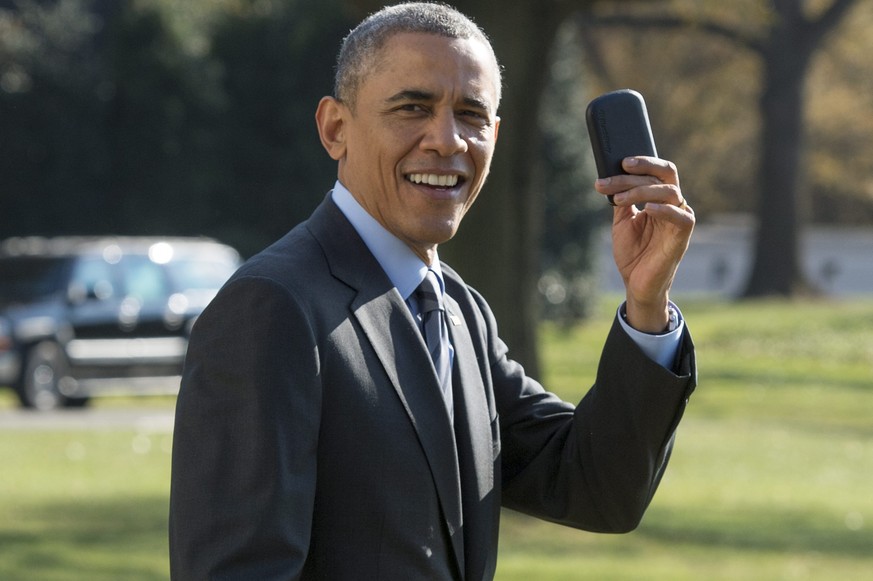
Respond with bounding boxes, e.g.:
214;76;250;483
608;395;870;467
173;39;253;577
316;32;501;264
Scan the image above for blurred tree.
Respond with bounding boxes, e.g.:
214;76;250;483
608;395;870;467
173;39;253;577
0;0;110;235
582;0;863;297
740;0;860;296
102;1;226;235
804;3;873;224
203;0;352;255
0;0;353;257
537;22;604;326
0;0;226;236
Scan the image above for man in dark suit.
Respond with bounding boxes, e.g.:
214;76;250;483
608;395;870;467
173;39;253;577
169;3;697;580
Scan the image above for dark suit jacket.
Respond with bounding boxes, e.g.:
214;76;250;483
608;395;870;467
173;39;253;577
169;195;696;580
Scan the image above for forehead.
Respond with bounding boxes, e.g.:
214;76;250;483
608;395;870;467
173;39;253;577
365;32;500;109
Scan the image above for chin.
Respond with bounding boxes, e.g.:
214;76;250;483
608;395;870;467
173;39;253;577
417;224;460;247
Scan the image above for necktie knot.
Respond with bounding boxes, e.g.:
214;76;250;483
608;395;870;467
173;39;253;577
416;270;444;315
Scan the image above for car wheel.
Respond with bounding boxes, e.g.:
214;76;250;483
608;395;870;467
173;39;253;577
19;342;86;410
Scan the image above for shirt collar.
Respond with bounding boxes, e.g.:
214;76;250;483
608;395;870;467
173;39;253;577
331;180;444;300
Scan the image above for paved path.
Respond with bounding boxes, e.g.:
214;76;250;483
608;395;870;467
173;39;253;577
0;407;175;431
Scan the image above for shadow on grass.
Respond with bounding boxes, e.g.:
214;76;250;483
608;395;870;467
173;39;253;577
0;495;169;581
639;503;872;558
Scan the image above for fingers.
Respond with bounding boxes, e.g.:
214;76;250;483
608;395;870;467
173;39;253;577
643;200;695;224
622;156;679;185
594;156;688;211
607;182;682;208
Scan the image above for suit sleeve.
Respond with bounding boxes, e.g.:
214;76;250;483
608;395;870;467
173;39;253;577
169;276;321;580
484;295;696;533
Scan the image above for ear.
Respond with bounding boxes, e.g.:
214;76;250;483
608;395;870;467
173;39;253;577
493;116;500;142
315;96;348;161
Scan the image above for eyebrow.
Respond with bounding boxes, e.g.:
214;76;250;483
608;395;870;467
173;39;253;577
385;89;492;113
386;89;434;104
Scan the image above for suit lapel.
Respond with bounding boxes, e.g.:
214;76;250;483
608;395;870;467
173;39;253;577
444;294;496;579
307;197;466;575
353;291;465;567
444;295;494;498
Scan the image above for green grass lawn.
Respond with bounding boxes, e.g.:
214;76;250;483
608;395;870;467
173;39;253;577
497;298;873;580
1;298;871;580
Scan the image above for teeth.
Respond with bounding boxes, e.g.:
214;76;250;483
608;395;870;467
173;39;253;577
408;174;459;187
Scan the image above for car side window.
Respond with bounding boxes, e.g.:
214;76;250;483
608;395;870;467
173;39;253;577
122;256;169;303
70;257;116;301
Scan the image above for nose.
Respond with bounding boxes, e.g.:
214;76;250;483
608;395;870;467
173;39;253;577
420;110;468;157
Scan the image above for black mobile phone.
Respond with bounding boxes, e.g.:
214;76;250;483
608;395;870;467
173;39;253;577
585;89;658;204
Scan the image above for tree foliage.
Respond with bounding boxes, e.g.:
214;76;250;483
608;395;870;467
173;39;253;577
1;0;110;235
0;0;351;256
200;0;351;255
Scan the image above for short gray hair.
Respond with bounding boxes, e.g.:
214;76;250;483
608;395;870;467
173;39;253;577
334;2;502;108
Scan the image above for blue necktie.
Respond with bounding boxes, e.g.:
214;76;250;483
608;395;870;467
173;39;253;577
416;270;453;421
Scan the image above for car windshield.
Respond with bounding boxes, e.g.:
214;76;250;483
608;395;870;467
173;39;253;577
0;257;69;303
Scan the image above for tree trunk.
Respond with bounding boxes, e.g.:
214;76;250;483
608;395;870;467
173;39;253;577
742;25;815;296
742;0;860;296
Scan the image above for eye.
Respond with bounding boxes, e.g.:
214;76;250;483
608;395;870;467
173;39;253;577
396;103;428;114
460;109;491;127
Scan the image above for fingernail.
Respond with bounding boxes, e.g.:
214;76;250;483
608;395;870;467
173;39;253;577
595;177;611;187
624;158;639;167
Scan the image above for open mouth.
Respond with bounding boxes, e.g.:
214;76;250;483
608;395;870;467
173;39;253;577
406;173;463;188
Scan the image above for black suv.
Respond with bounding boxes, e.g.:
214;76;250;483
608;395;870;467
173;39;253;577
0;236;240;410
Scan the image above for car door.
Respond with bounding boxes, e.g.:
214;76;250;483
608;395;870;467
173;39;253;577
64;253;126;377
117;253;187;376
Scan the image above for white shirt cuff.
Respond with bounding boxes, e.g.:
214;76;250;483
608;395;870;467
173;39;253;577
616;302;684;370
